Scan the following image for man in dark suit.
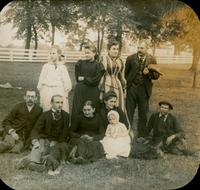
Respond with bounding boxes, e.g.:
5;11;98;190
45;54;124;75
26;94;70;172
125;40;160;137
145;101;192;156
0;90;42;153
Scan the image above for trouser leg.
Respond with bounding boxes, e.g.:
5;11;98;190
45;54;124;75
30;139;49;163
126;86;137;128
137;85;149;137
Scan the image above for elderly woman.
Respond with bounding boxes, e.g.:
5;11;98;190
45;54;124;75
99;40;126;110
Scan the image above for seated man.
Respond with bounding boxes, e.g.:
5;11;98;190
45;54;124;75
0;90;42;153
23;94;70;172
145;101;192;156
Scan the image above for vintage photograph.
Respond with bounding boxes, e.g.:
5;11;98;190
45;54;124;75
0;0;199;189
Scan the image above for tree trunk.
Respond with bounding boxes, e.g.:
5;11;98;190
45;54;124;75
189;44;200;71
79;28;87;51
97;29;100;55
51;24;55;45
174;43;180;55
24;0;32;50
33;25;38;50
99;29;104;57
25;24;32;49
152;43;156;56
116;26;123;56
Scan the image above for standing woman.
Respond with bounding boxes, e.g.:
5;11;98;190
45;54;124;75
37;45;72;112
71;44;105;121
99;40;126;111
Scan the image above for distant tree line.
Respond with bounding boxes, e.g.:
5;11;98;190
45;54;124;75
1;0;200;70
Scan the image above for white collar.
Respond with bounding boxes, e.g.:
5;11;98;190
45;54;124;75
26;104;34;112
51;108;61;113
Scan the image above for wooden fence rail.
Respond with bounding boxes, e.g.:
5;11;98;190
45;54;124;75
0;48;193;64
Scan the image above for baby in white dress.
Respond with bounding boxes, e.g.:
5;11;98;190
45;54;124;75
100;110;131;159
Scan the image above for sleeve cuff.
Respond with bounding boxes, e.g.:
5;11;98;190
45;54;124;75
8;129;15;134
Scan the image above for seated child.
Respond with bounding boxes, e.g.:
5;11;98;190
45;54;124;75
100;110;131;159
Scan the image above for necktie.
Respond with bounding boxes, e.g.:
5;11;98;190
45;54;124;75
160;114;166;122
53;110;61;121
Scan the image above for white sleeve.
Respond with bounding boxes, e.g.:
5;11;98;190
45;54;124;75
37;64;48;90
61;65;72;92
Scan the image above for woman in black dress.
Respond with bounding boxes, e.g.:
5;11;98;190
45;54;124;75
99;90;129;133
70;100;104;144
71;45;105;122
69;101;105;162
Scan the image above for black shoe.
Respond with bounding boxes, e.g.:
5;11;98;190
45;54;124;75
28;162;46;172
181;149;195;156
17;158;31;169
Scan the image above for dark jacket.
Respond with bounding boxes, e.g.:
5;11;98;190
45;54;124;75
2;102;42;142
31;110;70;142
146;112;185;143
125;53;159;97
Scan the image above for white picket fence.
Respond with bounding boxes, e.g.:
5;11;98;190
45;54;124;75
0;48;193;64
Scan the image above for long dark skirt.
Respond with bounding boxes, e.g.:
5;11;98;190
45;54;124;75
71;83;101;120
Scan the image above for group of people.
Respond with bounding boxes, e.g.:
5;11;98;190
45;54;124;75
0;40;192;175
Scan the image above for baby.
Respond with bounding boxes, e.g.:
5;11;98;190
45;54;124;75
106;110;129;138
101;110;131;159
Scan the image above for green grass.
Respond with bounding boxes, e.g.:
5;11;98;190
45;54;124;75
0;62;199;190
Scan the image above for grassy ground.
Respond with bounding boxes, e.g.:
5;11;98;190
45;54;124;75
0;62;199;190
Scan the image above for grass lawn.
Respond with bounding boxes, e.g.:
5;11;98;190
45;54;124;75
0;62;199;190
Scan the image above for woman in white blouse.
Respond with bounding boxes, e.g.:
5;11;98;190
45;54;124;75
37;45;72;112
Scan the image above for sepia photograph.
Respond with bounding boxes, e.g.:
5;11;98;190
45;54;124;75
0;0;199;189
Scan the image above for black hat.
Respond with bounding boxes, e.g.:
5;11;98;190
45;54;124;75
158;101;173;110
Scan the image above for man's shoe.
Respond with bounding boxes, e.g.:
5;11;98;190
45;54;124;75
181;149;195;156
28;162;46;172
17;157;31;169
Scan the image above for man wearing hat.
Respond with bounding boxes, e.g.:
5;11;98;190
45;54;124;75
144;101;192;156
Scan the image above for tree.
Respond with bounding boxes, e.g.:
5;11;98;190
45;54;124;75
2;0;36;49
161;3;200;71
127;0;181;55
76;0;136;55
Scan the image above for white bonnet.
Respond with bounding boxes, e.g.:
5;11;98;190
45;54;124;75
107;110;119;121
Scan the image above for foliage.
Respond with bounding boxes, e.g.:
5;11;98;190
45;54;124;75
161;3;200;70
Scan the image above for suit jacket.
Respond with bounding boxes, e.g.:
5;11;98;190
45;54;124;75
146;112;185;143
125;53;159;97
2;102;42;141
31;110;70;142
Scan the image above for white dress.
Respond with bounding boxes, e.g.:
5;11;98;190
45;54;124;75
100;122;131;159
37;62;72;112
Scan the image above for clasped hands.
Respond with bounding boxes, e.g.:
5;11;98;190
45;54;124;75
80;134;93;141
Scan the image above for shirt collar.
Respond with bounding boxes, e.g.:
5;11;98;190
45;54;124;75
159;113;168;121
26;104;34;112
52;108;58;113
